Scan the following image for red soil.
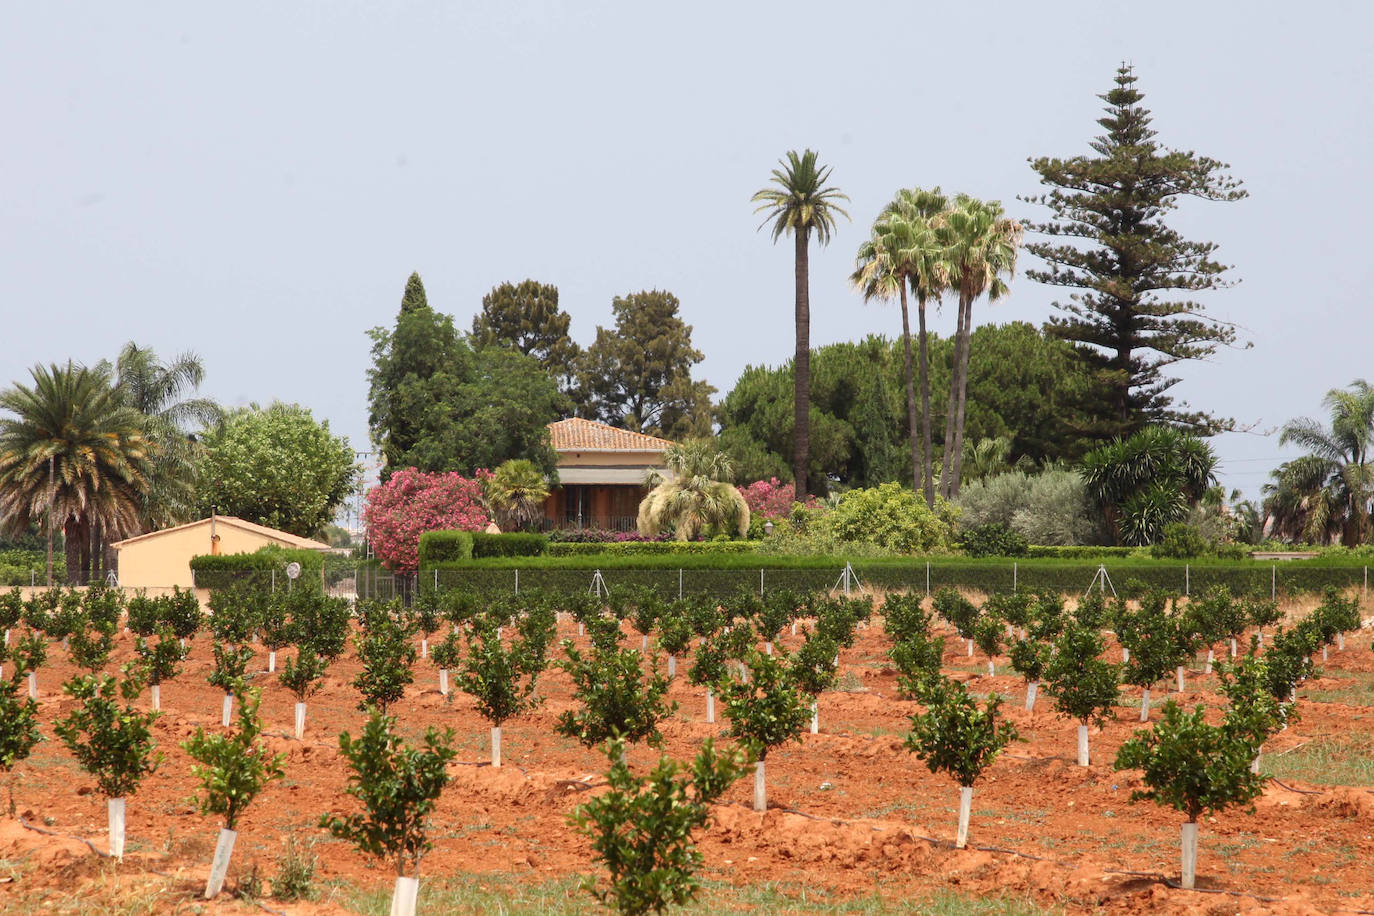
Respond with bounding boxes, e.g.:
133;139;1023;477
3;608;1374;914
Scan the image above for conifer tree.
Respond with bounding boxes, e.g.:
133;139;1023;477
1024;65;1247;436
472;280;580;390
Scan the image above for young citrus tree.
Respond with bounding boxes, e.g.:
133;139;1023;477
720;648;811;811
1043;624;1120;766
320;711;456;915
132;625;189;711
1117;592;1186;721
0;676;40;815
557;634;676;753
352;603;418;713
789;628;839;733
905;675;1017;848
183;688;285;898
934;587;979;657
454;608;554;766
1114;700;1265;889
572;738;748;916
54;671;160;859
280;647;328;739
430;627;462;695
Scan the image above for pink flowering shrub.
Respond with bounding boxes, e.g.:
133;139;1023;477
740;478;805;519
364;467;490;572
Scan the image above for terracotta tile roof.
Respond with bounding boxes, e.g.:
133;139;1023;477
548;417;674;453
111;516;331;550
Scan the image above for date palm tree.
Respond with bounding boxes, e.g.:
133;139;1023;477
1277;380;1374;546
0;362;153;582
637;440;749;541
107;343;221;531
1261;456;1341;544
753;150;849;499
852;187;950;506
937;196;1022;498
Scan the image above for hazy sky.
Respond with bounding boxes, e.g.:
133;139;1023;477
3;2;1371;499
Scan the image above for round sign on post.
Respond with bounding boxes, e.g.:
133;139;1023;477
285;562;302;580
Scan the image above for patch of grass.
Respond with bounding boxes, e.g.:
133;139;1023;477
1303;670;1374;706
334;873;1061;915
1267;733;1374;786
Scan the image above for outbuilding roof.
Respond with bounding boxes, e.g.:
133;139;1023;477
111;516;331;551
548;417;674;453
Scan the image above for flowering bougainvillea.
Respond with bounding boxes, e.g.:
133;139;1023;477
739;478;804;519
364;468;490;572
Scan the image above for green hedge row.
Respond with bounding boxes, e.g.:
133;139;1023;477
418;531;473;565
190;546;326;590
472;532;547;558
545;541;756;558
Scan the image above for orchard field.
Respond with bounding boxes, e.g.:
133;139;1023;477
2;586;1373;916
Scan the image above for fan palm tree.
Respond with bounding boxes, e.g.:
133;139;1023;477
753;150;849;499
0;362;153;583
936;196;1022;498
851;187;950;506
1261;456;1341;544
637;440;749;541
107;343;222;530
484;459;551;531
1276;380;1374;546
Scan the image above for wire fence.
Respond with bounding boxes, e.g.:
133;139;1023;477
350;562;1374;604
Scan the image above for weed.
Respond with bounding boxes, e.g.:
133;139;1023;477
272;836;318;901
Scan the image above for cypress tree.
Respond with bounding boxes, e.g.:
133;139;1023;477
1024;65;1247;437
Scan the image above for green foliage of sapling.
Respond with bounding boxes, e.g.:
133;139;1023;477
183;688;285;830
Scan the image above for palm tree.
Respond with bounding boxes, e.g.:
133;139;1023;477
637;440;749;541
1261;456;1341;544
936;196;1022;498
484;459;551;532
1079;426;1217;545
1277;380;1374;546
107;343;222;530
852;188;950;505
753;150;849;499
0;362;153;583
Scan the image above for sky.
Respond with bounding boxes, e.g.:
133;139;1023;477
2;1;1371;501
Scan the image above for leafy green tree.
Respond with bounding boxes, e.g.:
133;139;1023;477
320;711;456;878
184;688;285;831
1043;624;1120;765
454;609;555;766
0;677;40;814
1117;592;1189;720
572;738;748;916
1276;380;1374;545
1114;701;1264;889
719;648;812;811
352;602;417;713
132;626;188;709
471;279;580;389
484;458;551;532
0;361;153;583
1024;65;1247;436
557;637;676;751
54;672;160;801
852;187;950;502
752;149;850;497
576;290;714;439
195;402;359;537
637;441;749;540
1080;426;1217;545
105;342;222;530
280;647;328;704
905;675;1017;847
936;195;1022;498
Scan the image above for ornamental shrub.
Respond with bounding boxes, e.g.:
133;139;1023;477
961;523;1029;558
1150;523;1210;559
827;482;957;554
364;468;489;572
956;469;1101;547
739;477;803;520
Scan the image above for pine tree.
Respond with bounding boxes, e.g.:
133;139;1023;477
1024;65;1247;436
471;280;580;391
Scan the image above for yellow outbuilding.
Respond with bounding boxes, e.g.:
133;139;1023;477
112;516;330;590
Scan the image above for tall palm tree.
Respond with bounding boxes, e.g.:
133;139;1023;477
638;440;749;541
937;196;1022;498
1277;380;1374;546
107;343;222;530
851;187;950;506
1260;456;1341;544
0;362;153;582
753;150;849;499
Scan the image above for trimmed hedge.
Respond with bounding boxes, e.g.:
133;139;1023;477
1024;545;1139;559
190;546;325;590
545;541;755;558
471;532;548;558
418;531;474;566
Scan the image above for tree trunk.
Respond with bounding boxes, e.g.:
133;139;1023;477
917;294;935;508
949;291;974;496
793;228;811;498
898;284;921;495
64;517;85;585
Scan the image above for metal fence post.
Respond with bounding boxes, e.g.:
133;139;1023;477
1272;565;1276;601
1364;566;1368;600
1184;564;1189;597
1013;562;1018;594
926;561;930;597
759;569;764;597
514;569;519;595
679;568;683;601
